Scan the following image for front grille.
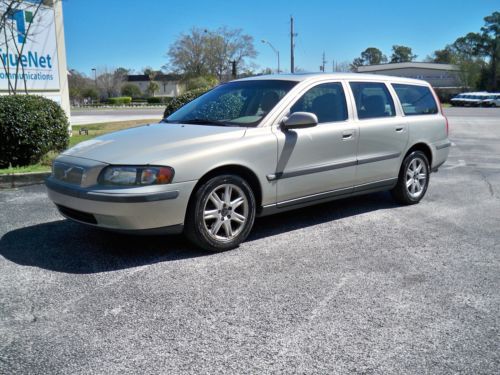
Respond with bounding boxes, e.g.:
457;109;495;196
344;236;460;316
56;205;97;224
53;162;85;185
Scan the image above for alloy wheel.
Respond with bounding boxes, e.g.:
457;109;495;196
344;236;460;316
406;157;428;199
202;183;249;241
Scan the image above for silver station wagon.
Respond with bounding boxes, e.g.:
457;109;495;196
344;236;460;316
46;73;451;251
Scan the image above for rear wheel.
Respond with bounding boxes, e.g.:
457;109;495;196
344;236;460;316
185;175;256;252
391;151;430;205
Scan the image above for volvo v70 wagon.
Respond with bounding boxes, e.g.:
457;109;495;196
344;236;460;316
46;73;451;251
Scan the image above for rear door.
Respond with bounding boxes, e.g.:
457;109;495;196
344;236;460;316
348;81;409;187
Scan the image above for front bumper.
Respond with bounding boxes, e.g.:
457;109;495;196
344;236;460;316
46;176;197;233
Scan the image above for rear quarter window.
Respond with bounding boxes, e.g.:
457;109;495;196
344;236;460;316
392;84;438;116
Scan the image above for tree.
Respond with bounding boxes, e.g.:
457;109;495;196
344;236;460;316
167;27;257;81
361;47;387;65
350;57;364;71
167;28;208;77
390;45;417;63
95;66;128;98
334;61;352;72
184;75;218;91
442;12;499;90
428;47;455;64
121;83;142;98
68;69;95;104
350;47;386;71
82;87;99;102
479;12;499;90
147;81;159;97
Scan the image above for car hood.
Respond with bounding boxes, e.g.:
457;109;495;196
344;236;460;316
63;122;247;165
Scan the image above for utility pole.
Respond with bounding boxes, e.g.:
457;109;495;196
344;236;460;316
290;16;297;73
230;60;237;79
321;52;327;72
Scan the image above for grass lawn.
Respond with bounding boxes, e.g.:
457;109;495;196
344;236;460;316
0;119;159;175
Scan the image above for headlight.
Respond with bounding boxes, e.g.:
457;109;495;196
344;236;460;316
99;166;174;186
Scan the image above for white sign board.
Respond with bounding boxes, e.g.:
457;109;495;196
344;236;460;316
0;1;60;91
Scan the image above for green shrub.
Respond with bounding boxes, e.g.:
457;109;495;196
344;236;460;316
121;83;142;98
163;88;209;118
184;75;219;91
0;95;69;168
82;87;99;101
108;96;132;105
162;97;173;105
147;97;174;105
147;97;162;104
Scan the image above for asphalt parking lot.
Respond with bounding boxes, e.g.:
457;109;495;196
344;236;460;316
1;108;499;374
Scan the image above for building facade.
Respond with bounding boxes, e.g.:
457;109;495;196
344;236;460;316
357;62;461;89
127;74;184;97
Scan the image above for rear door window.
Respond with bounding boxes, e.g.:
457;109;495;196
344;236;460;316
392;84;438;116
349;82;395;119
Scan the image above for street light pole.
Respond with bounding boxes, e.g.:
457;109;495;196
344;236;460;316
261;39;280;74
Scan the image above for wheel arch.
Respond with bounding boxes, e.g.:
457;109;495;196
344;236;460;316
404;142;433;167
186;164;263;215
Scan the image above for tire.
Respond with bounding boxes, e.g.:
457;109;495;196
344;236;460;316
185;174;256;252
391;151;430;205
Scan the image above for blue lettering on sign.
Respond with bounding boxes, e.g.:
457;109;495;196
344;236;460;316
0;49;52;69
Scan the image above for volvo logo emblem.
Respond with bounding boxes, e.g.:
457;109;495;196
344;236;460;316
61;166;74;180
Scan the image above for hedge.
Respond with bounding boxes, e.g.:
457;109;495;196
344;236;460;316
0;95;69;168
107;96;132;105
163;88;210;118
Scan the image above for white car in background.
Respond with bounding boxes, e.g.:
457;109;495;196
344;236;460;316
480;93;500;107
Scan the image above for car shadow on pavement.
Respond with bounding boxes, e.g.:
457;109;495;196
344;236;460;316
0;220;205;274
0;192;398;274
249;191;399;241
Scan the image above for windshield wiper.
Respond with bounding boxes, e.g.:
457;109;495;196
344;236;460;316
179;118;229;126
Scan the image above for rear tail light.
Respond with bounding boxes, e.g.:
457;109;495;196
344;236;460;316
432;87;449;136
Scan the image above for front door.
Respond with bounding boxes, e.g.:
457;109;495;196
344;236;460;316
271;81;358;206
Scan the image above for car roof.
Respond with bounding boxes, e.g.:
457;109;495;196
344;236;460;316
235;73;431;86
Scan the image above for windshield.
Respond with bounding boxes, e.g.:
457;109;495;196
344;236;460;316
165;80;297;127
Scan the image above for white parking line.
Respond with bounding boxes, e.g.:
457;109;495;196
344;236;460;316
443;159;466;170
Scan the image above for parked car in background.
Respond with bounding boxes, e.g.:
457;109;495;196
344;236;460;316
450;92;496;107
46;73;450;252
450;93;467;106
480;93;500;107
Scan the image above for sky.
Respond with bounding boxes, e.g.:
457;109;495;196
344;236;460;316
62;0;498;77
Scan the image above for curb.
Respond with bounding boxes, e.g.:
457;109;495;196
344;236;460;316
0;171;50;189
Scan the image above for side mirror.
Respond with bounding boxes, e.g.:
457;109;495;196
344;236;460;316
281;112;318;130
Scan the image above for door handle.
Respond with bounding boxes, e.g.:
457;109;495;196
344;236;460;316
342;130;355;140
395;127;404;132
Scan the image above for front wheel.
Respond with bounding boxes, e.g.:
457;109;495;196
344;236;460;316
391;151;430;205
185;175;256;252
